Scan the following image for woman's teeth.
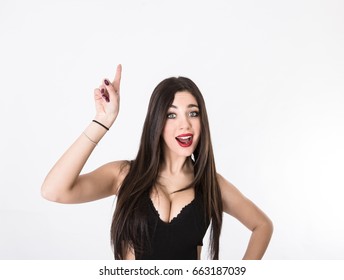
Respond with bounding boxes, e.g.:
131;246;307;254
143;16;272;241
179;136;191;140
176;136;192;143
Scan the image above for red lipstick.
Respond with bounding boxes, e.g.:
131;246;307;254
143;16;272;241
175;133;193;148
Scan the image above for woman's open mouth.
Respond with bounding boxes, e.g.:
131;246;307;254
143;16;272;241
175;133;193;148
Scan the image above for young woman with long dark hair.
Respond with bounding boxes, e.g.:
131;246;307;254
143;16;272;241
41;65;273;260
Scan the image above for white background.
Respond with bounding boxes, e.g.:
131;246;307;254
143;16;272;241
0;0;343;259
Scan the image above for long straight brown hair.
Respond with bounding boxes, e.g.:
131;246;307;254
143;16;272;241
111;77;223;259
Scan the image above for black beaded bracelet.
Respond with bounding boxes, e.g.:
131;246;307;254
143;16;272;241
92;120;109;131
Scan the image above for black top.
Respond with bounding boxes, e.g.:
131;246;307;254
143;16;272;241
136;191;210;260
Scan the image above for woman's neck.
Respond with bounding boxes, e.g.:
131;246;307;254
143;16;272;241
160;155;193;176
157;156;194;194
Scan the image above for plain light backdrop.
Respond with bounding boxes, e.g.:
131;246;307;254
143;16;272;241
1;0;343;259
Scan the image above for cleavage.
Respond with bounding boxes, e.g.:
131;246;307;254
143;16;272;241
150;187;195;223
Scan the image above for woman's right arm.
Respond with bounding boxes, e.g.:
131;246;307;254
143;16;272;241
41;64;125;204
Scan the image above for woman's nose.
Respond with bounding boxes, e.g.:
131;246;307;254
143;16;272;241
179;115;191;130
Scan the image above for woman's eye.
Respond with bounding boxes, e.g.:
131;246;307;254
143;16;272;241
189;111;199;117
167;113;177;119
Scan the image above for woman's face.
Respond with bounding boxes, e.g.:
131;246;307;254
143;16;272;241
162;91;201;159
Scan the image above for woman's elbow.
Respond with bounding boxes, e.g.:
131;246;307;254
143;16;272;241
41;184;56;202
41;182;64;203
262;217;274;238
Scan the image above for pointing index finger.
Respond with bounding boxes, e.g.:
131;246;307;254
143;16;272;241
112;64;122;91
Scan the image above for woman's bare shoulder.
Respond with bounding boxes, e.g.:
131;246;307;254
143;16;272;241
104;160;131;194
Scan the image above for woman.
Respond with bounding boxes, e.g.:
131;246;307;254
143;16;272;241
41;64;273;260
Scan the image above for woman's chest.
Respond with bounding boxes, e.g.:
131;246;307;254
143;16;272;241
149;186;195;223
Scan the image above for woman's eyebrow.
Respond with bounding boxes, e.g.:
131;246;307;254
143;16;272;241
170;104;199;109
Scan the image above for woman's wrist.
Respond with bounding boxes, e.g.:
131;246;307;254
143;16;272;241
92;119;110;131
83;118;112;145
94;114;117;129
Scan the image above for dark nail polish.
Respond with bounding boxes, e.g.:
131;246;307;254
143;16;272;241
104;79;109;86
101;88;105;93
106;97;110;102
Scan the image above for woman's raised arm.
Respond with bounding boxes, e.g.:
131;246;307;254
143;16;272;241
41;65;126;204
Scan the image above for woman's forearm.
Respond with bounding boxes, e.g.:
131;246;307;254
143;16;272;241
242;219;273;260
41;120;108;202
